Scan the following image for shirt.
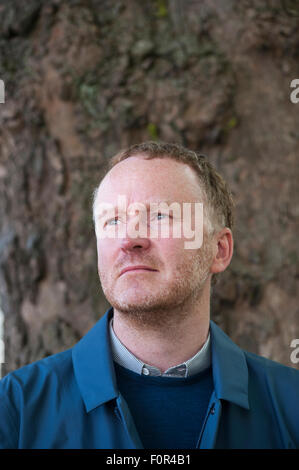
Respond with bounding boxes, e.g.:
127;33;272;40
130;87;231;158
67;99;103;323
109;317;211;377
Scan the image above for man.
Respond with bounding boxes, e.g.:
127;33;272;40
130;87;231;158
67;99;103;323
0;141;298;449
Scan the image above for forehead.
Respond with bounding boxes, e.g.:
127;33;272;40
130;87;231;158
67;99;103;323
96;156;203;205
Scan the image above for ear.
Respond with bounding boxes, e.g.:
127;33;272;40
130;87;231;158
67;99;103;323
210;227;234;275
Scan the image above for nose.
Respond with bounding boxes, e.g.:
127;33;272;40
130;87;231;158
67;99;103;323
119;212;151;252
120;236;150;252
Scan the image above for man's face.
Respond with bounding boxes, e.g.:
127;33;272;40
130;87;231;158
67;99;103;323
95;156;215;322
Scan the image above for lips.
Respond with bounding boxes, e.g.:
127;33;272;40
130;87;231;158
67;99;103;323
120;265;158;276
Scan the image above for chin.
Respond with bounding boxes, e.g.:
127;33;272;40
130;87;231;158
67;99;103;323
117;295;155;309
109;292;164;313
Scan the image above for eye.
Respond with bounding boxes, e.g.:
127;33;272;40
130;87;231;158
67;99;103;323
155;212;171;221
105;217;119;226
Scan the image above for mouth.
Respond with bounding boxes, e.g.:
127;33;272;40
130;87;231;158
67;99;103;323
120;266;158;276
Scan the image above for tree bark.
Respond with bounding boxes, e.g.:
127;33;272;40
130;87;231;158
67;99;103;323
0;0;298;375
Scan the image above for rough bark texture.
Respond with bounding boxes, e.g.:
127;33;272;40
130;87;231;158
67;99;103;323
0;0;298;375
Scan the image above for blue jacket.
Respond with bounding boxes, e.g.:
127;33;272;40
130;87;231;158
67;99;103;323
0;307;298;449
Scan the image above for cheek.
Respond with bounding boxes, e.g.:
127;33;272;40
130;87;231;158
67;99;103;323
157;237;205;277
157;238;186;264
97;239;115;269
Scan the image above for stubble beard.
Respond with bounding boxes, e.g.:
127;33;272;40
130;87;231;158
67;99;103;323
99;239;214;330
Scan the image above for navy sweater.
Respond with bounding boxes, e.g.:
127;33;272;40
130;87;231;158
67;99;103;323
114;362;214;449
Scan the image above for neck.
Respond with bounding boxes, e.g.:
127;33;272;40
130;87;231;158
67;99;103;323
112;282;211;373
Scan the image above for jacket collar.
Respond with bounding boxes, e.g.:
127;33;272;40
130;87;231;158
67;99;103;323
72;307;249;413
209;320;249;410
72;307;118;412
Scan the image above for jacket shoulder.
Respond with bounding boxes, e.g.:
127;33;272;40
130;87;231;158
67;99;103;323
243;350;299;447
0;349;74;448
243;349;299;381
0;348;74;415
0;348;73;390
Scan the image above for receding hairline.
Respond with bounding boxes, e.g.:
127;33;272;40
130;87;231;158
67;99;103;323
93;153;208;211
99;153;205;192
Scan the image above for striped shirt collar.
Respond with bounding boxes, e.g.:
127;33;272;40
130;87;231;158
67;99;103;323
109;317;211;378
